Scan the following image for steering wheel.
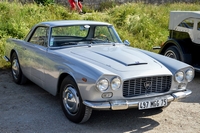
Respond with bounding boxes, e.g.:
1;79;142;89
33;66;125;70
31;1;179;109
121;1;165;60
94;34;109;42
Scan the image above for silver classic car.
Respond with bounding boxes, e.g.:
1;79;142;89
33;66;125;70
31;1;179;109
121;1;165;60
4;20;194;123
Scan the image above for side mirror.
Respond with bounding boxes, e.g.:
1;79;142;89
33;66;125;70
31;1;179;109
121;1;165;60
123;40;130;46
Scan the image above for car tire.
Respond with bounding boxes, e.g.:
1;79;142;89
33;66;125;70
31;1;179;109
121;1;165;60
164;46;181;60
60;76;92;123
11;52;27;84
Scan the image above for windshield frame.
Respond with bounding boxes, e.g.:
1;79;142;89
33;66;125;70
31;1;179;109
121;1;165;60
48;24;123;47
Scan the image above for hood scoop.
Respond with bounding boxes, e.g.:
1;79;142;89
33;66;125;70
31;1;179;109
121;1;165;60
127;62;148;66
92;51;148;66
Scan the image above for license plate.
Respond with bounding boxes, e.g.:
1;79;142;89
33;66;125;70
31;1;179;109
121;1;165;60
138;99;167;110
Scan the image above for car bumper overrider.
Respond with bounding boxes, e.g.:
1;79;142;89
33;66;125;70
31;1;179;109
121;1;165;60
83;90;192;110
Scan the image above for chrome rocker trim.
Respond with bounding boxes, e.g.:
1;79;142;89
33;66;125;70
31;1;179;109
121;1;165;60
83;90;192;110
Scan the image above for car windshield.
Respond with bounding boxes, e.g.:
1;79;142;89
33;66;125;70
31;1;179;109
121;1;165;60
49;25;122;47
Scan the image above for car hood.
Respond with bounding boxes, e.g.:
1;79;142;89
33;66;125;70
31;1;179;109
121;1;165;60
58;45;168;73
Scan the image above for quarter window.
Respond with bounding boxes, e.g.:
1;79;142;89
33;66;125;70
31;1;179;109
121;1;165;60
178;18;194;29
94;26;116;42
29;27;49;47
197;22;200;31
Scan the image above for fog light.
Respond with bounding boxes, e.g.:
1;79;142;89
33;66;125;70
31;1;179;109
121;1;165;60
102;92;113;98
178;83;186;89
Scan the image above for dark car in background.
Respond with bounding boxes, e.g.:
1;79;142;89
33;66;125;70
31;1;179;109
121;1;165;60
157;11;200;71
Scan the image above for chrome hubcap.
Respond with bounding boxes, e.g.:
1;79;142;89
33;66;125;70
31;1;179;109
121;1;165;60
63;86;80;115
12;59;20;80
164;50;177;59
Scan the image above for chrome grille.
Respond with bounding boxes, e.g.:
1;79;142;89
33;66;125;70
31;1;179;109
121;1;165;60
123;76;172;97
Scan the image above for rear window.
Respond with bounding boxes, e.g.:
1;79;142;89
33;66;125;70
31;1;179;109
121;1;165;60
178;18;194;29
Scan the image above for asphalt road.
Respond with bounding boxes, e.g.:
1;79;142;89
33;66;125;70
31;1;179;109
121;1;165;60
0;69;200;133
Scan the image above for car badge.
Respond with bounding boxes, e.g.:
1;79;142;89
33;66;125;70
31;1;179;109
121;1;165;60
144;81;152;91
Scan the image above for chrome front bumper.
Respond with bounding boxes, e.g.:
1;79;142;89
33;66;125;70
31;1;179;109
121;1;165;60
83;90;192;110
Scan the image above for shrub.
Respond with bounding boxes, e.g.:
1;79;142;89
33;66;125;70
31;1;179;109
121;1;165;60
34;0;55;5
1;2;200;68
98;1;118;11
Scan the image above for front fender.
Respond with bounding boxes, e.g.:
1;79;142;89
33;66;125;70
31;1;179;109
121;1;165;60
137;48;192;75
159;39;192;64
159;39;183;55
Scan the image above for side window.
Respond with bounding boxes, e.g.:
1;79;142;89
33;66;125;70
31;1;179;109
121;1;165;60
178;18;194;29
29;27;49;47
94;26;113;41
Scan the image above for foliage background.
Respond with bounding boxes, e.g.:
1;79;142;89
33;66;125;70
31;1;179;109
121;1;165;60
0;1;200;68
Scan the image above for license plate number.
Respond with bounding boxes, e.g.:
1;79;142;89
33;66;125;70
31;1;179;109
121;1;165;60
138;99;167;110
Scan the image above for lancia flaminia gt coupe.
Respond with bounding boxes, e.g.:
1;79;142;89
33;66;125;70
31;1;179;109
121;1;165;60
4;20;194;123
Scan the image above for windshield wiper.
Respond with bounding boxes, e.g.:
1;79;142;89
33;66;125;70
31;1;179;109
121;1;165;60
60;42;77;46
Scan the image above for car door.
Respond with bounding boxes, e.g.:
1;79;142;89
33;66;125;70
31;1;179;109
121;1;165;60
27;26;49;88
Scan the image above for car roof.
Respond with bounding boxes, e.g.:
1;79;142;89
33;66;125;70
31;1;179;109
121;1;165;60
36;20;112;27
169;11;200;30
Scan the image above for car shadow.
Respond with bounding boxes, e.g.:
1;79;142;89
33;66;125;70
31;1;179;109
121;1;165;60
2;71;161;133
1;80;160;132
78;109;161;133
179;71;200;104
1;69;196;133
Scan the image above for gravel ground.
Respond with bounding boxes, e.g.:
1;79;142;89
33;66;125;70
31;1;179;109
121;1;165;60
0;69;200;133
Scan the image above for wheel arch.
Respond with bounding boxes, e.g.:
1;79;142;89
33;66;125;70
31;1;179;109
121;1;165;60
10;50;27;84
56;73;78;96
59;73;92;123
159;39;192;64
10;49;24;66
159;39;183;55
10;49;17;60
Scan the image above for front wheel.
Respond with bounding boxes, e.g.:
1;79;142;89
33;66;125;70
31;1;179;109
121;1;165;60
11;52;27;84
60;76;92;123
163;46;181;60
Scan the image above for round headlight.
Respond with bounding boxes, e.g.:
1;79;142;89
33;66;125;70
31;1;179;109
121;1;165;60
185;69;194;82
175;71;184;83
111;77;121;90
96;79;109;92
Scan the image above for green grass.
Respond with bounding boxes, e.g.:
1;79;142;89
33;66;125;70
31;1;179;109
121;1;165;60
1;1;200;68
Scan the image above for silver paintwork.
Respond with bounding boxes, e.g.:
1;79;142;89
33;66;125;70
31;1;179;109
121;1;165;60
4;20;194;111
